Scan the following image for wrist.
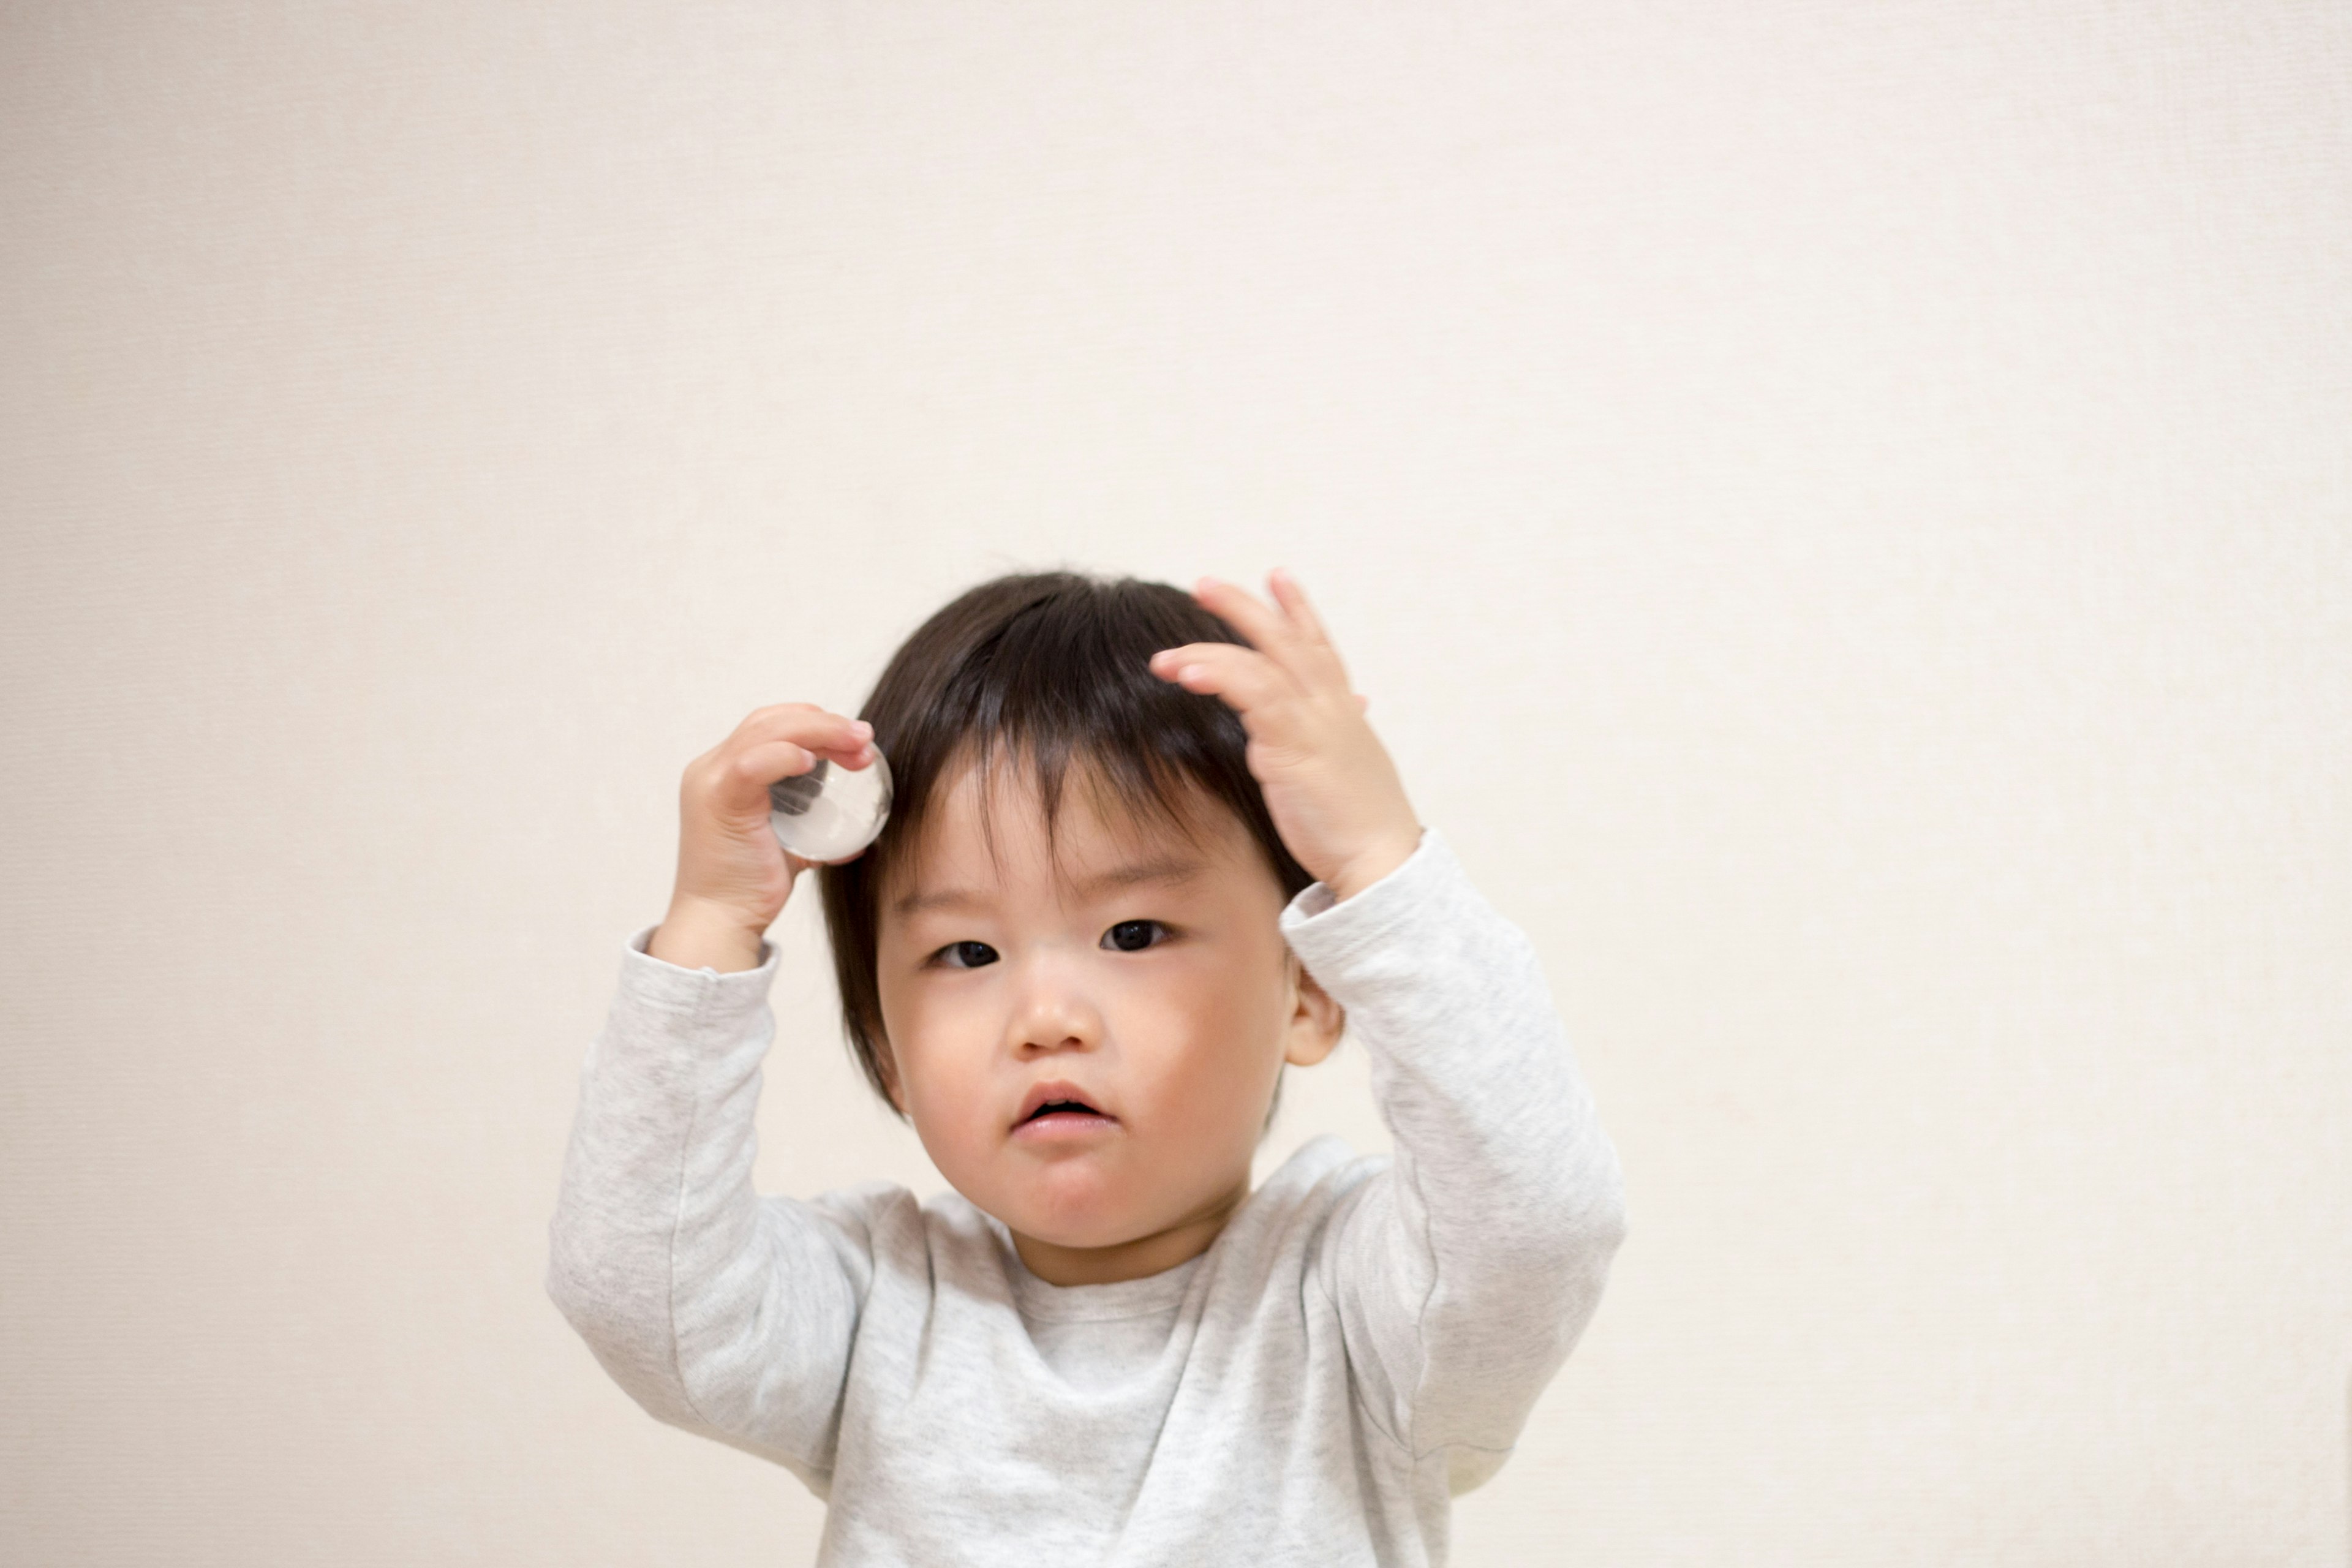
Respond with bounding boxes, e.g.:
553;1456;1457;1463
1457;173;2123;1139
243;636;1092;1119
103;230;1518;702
648;895;772;973
1324;825;1423;904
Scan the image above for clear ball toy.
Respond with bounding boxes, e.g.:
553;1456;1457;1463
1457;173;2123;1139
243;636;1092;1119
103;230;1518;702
768;749;893;862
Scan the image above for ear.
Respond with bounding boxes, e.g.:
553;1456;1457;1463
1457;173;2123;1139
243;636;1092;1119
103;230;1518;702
1280;952;1344;1068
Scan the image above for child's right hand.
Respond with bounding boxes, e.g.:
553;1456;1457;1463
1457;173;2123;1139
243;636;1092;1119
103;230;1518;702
647;704;876;973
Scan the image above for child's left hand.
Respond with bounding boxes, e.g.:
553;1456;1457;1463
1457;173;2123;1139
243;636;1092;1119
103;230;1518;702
1149;570;1423;903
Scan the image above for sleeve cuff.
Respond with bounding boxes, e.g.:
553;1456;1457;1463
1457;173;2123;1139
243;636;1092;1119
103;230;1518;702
1278;827;1463;968
615;922;782;1023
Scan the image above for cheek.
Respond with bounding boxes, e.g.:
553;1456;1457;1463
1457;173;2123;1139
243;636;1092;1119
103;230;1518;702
887;1015;995;1174
1127;946;1290;1122
873;959;957;1114
875;968;1011;1165
877;979;962;1097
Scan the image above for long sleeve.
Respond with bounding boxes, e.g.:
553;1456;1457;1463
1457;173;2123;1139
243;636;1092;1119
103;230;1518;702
543;925;874;1491
1280;829;1628;1494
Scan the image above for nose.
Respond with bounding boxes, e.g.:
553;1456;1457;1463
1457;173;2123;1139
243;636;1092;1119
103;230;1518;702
1000;948;1104;1058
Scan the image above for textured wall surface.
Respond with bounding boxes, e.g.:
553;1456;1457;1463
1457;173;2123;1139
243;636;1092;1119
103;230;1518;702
3;4;2347;1562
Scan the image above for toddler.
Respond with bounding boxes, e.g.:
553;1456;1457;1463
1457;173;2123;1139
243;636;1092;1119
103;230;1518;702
547;568;1627;1565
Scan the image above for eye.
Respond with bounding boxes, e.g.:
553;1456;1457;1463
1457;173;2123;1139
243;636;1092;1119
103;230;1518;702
1101;919;1169;953
934;940;1000;969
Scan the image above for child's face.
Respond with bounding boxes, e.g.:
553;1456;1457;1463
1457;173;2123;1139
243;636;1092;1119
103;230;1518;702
873;758;1340;1278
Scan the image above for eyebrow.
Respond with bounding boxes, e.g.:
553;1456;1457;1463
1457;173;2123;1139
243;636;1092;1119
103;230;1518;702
891;853;1208;919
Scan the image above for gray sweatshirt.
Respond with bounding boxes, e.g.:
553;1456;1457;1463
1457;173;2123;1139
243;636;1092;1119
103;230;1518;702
546;828;1627;1567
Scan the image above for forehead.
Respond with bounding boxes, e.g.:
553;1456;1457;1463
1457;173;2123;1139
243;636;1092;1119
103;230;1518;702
882;753;1261;911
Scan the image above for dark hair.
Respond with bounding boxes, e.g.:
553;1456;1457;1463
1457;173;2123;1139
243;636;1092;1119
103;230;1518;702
818;570;1313;1114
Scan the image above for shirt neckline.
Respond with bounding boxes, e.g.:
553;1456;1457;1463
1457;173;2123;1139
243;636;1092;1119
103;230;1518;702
1003;1245;1206;1324
974;1136;1360;1323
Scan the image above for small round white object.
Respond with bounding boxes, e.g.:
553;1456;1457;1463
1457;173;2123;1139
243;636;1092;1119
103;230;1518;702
768;748;893;862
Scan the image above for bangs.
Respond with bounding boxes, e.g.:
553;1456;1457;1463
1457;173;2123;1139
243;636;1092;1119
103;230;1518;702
893;737;1223;899
870;585;1271;882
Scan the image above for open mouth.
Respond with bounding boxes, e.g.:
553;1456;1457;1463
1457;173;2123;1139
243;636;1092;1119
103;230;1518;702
1023;1098;1102;1123
1014;1084;1117;1137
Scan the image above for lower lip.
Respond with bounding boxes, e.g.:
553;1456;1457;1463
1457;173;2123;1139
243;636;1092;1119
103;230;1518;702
1012;1112;1119;1142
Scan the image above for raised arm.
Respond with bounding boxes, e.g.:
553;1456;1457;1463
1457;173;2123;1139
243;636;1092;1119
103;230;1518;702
544;704;890;1489
1281;831;1626;1490
1152;571;1627;1486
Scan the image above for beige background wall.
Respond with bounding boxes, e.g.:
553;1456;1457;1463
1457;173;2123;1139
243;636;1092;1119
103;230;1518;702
4;2;2348;1562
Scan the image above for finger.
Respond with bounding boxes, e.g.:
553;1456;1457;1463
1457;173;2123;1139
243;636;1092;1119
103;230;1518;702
1197;573;1351;698
1149;640;1302;699
717;739;819;812
1355;692;1370;713
1263;568;1353;690
694;738;813;820
1147;643;1300;725
727;712;875;788
1265;567;1332;647
747;734;877;772
1191;576;1300;663
714;733;875;815
734;704;873;755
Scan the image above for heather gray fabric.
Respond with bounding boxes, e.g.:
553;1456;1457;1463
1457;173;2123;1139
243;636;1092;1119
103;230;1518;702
547;828;1626;1567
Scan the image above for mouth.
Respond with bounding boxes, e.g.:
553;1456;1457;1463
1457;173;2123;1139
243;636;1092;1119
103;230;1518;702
1013;1082;1119;1139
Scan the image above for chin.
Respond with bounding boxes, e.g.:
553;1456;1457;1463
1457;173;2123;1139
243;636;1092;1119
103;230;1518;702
993;1164;1150;1250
